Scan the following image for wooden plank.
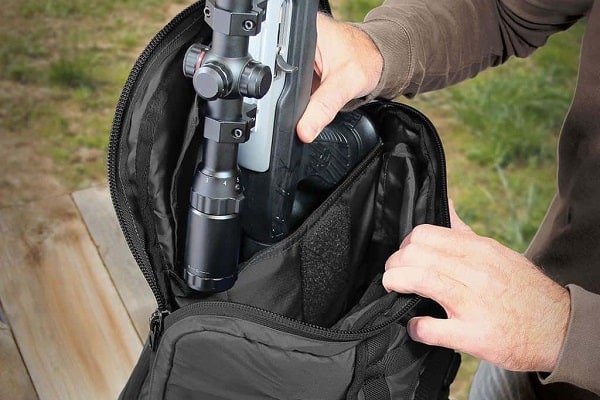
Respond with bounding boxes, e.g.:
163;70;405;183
73;187;156;339
0;195;143;400
0;307;38;400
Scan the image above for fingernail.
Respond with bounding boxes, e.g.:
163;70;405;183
406;318;416;338
302;126;319;143
297;121;314;143
381;272;392;293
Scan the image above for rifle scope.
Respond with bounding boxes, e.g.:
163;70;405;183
182;0;271;293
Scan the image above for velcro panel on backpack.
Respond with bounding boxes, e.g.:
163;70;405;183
300;198;352;326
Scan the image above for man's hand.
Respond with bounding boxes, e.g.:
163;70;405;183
296;14;383;143
383;202;571;373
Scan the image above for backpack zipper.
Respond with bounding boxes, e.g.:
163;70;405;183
108;2;205;311
157;296;421;349
149;309;171;351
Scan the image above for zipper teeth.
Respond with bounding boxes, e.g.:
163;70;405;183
167;297;420;341
107;2;205;310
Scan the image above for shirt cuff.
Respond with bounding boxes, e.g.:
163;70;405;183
538;284;600;395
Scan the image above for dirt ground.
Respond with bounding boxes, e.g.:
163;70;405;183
0;2;192;209
0;85;67;208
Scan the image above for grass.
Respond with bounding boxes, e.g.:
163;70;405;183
0;30;47;83
19;0;165;18
332;1;583;398
0;0;193;190
48;55;99;89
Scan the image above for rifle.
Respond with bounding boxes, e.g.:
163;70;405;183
182;0;379;292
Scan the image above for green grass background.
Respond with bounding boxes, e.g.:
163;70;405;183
0;0;583;399
0;0;189;189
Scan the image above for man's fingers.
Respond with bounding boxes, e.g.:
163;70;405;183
407;316;464;350
386;241;458;271
382;265;467;312
297;79;351;143
297;14;382;143
400;223;494;260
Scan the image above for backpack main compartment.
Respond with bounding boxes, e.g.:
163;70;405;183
109;2;460;399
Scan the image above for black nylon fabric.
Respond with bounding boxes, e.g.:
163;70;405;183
149;316;357;400
119;342;152;400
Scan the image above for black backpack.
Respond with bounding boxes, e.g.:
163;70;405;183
111;2;461;399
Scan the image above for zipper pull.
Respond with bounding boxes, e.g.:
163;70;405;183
149;309;170;351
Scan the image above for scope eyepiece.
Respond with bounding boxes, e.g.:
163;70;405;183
184;209;241;293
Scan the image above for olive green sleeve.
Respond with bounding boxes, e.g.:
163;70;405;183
538;285;600;395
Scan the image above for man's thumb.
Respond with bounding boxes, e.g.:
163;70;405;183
297;78;349;143
448;199;473;233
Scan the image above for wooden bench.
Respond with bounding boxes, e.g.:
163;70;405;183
0;187;155;399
